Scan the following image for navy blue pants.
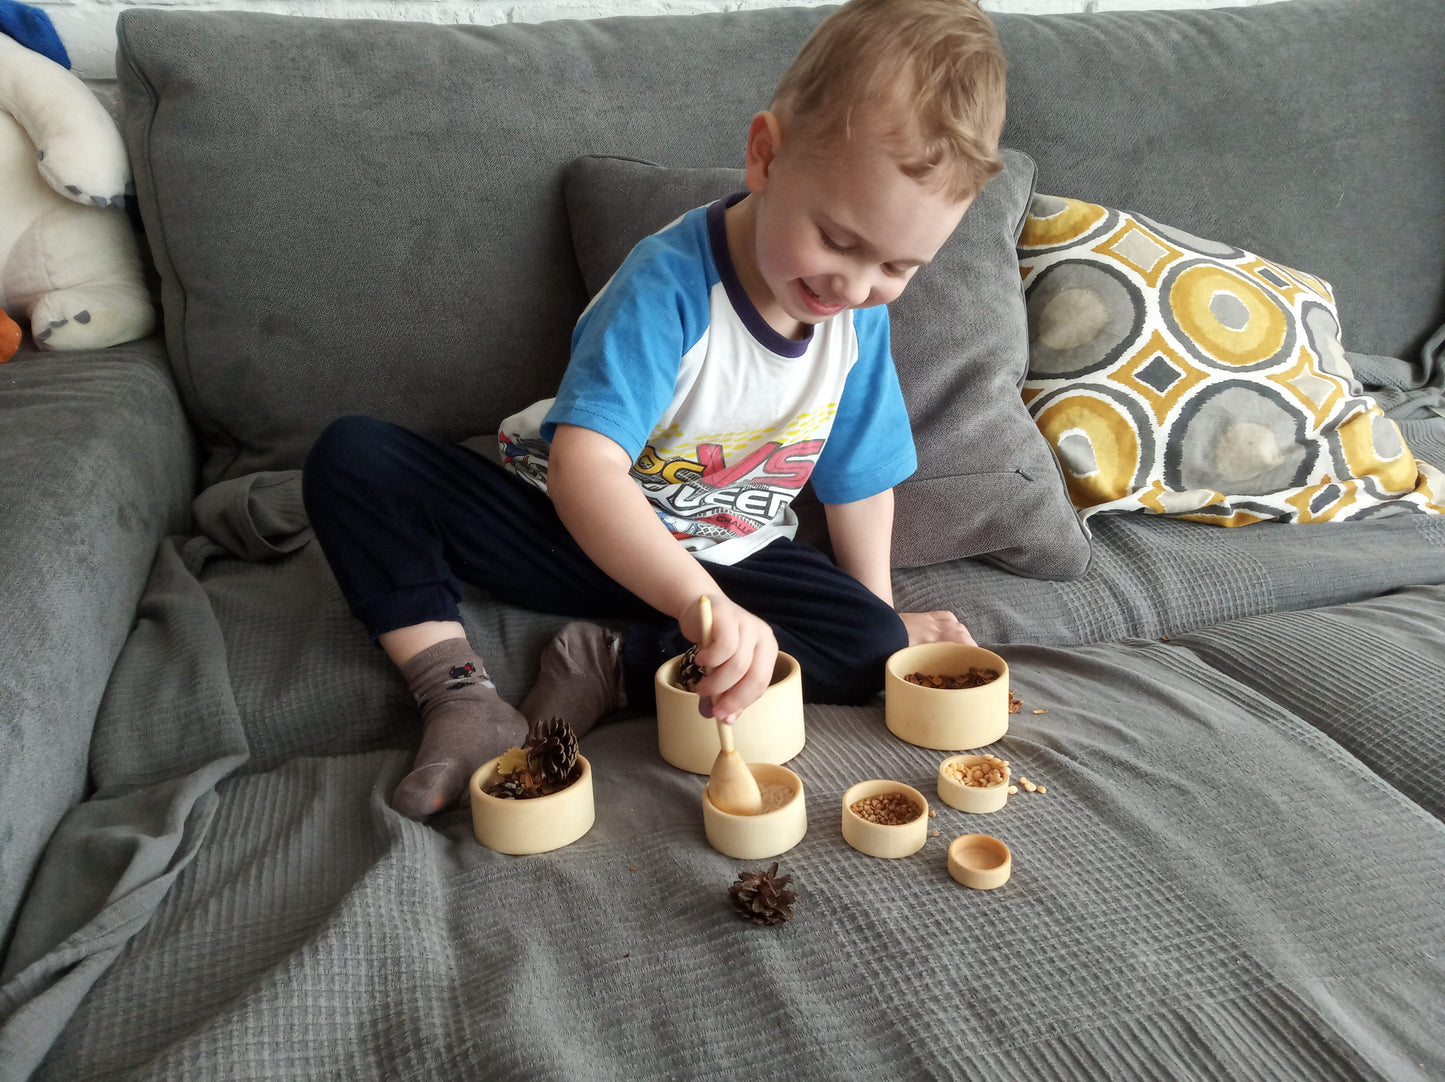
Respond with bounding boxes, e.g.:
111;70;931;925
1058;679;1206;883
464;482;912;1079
301;416;907;709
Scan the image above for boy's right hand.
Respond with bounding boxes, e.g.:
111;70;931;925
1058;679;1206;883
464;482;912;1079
679;594;778;725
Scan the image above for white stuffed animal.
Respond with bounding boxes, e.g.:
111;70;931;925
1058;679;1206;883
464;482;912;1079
0;22;155;351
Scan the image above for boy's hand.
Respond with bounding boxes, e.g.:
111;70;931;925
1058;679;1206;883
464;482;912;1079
679;594;778;724
900;610;977;647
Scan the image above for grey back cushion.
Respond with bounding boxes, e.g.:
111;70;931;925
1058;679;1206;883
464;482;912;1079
117;7;831;486
117;0;1441;500
565;153;1092;576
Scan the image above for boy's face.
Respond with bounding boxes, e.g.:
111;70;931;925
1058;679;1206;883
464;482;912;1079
730;110;973;340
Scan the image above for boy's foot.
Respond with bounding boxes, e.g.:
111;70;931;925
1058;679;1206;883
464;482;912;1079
519;622;626;737
393;638;528;820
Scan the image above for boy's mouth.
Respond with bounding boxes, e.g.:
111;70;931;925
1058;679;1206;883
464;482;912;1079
797;280;846;318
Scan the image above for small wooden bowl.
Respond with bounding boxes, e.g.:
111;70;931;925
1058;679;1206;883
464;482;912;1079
948;833;1012;889
885;643;1010;751
470;755;594;855
936;754;1010;814
655;651;804;773
840;779;929;858
702;763;807;860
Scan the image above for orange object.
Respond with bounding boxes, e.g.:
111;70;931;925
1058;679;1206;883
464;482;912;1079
0;309;20;361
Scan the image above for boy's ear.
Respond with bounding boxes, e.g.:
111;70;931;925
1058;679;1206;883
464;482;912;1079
743;110;783;192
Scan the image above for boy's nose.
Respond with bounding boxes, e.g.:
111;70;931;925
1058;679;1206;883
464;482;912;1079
836;272;872;307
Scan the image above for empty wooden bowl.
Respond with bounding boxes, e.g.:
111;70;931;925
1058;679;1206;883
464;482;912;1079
947;833;1012;889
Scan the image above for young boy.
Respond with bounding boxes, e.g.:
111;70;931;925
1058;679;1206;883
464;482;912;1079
302;0;1006;820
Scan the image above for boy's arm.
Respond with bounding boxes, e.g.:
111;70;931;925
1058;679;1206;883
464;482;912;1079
546;423;778;722
824;489;977;646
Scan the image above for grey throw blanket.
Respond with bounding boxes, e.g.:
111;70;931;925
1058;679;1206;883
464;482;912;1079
4;348;1445;1077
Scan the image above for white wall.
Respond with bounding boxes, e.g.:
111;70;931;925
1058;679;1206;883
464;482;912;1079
28;0;1290;108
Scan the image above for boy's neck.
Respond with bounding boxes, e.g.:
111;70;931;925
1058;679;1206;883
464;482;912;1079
723;194;808;341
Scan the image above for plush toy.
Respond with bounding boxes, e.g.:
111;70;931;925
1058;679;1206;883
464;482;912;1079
1;307;21;361
0;1;154;351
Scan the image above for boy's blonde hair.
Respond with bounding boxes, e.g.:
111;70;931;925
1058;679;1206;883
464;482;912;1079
771;0;1007;201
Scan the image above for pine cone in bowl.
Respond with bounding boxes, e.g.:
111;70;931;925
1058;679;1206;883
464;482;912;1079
526;715;581;791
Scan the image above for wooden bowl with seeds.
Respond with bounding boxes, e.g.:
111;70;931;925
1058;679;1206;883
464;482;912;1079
937;753;1010;814
841;779;929;858
702;762;808;860
884;643;1010;751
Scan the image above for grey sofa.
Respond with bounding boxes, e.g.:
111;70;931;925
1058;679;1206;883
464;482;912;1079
2;0;1444;1078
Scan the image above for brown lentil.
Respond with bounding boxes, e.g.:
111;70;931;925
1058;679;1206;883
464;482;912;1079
850;792;922;826
904;668;1000;690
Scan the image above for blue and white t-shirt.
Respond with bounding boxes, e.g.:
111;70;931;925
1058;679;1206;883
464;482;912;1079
499;195;917;566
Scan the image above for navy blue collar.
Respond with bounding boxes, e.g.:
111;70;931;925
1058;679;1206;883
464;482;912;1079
707;194;812;359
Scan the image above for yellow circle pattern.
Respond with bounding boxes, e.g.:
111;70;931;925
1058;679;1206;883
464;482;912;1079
1168;265;1288;367
1034;395;1140;506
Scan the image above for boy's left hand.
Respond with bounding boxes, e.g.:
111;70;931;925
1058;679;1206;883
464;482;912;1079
899;610;976;647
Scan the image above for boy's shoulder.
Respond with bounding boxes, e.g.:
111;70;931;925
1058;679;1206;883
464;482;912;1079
588;200;723;314
619;201;716;281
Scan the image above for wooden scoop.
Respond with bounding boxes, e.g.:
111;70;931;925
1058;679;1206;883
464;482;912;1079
699;595;763;816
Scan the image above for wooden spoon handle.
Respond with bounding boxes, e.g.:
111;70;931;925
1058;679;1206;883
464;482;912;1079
698;594;713;649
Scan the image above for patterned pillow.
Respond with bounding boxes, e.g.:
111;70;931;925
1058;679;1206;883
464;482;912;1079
1018;195;1444;524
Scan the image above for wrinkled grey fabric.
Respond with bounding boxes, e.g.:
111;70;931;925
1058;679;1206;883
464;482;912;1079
0;341;194;961
3;475;1444;1079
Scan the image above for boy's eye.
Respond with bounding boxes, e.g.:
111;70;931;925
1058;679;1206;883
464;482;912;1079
820;231;851;254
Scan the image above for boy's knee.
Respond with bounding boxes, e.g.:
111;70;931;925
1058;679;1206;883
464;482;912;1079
807;591;907;706
308;415;382;470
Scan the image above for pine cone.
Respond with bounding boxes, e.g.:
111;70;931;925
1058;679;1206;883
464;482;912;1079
525;716;580;791
676;645;707;692
727;862;797;926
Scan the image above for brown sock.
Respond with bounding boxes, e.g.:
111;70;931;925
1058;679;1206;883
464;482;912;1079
519;622;626;738
392;638;528;820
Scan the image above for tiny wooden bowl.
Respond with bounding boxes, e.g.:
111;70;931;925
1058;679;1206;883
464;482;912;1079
702;763;807;860
840;779;929;858
655;651;804;773
936;754;1010;814
948;833;1012;889
470;755;594;855
885;643;1010;751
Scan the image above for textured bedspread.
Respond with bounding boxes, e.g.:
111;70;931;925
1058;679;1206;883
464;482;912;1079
3;462;1444;1080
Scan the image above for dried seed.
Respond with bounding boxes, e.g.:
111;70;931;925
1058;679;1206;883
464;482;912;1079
1032;708;1047;714
850;792;922;826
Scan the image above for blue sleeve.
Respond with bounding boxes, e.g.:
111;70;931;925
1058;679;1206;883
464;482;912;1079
542;214;714;459
809;305;918;505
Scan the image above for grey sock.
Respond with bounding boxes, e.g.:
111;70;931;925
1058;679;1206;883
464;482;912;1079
392;637;528;820
519;622;626;738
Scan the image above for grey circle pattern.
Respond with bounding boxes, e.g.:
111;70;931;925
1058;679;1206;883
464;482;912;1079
1025;261;1145;378
1164;380;1315;493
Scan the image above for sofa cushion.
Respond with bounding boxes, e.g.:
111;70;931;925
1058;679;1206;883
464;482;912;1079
1018;195;1444;524
117;6;836;487
564;152;1092;577
991;0;1444;365
116;0;1444;488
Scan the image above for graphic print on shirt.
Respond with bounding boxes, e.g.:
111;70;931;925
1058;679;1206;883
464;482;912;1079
633;417;833;542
